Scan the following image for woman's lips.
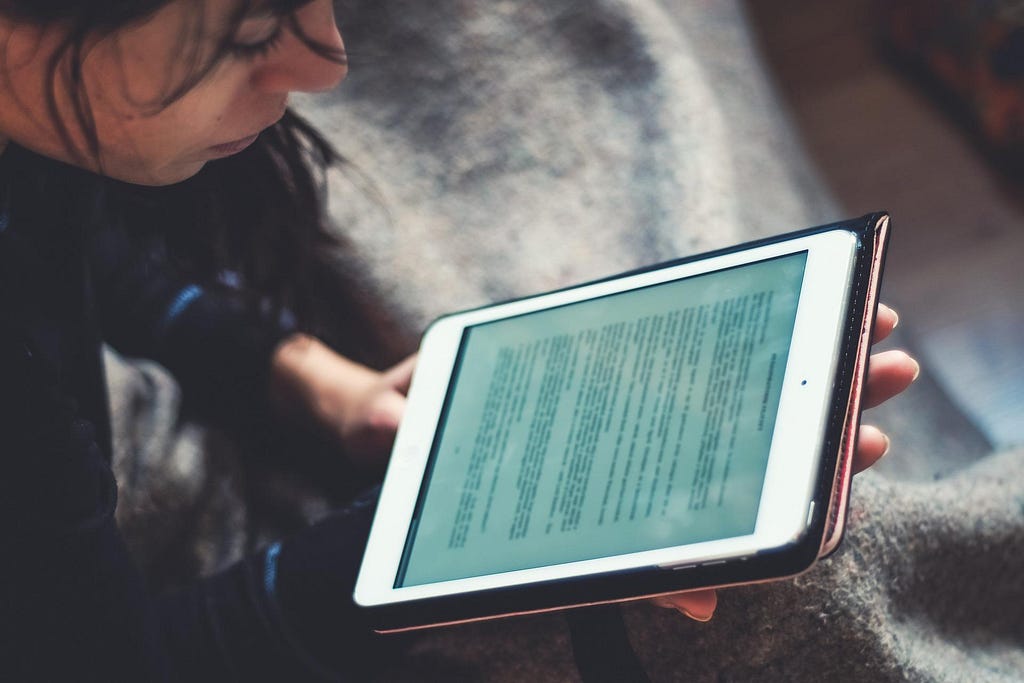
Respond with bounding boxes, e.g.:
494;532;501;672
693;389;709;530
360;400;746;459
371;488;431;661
207;105;287;157
208;133;260;156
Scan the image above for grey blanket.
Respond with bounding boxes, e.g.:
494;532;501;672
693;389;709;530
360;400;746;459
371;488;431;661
109;1;1023;680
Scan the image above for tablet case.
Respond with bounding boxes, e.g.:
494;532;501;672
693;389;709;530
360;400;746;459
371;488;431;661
367;212;891;633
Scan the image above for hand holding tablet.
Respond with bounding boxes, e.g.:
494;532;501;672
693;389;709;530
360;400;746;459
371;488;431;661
356;214;904;631
653;302;917;621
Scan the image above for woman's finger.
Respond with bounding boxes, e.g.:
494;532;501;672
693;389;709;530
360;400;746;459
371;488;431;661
384;353;418;395
649;589;718;622
862;349;920;410
852;424;890;474
872;303;899;344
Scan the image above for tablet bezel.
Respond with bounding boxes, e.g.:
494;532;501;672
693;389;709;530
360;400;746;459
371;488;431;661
355;228;859;610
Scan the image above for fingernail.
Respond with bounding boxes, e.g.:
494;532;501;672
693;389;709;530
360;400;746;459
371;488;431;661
880;433;891;459
878;303;898;329
910;358;921;382
678;606;715;622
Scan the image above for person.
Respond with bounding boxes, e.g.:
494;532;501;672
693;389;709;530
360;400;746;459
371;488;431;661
0;0;921;680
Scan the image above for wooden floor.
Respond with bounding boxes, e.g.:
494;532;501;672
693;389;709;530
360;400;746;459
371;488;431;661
746;0;1024;448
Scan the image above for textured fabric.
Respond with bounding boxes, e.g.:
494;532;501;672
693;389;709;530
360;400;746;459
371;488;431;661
304;0;835;344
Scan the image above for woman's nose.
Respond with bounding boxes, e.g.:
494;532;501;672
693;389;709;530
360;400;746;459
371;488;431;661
252;1;347;94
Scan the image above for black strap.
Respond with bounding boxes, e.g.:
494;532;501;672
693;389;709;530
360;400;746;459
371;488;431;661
566;604;651;683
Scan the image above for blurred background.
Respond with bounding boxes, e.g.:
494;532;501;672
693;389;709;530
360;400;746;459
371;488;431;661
746;0;1024;451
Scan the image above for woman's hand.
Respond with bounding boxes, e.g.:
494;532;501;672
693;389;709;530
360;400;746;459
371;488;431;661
650;304;920;622
270;334;416;471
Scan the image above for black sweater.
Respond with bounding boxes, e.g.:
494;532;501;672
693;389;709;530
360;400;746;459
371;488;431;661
0;145;377;681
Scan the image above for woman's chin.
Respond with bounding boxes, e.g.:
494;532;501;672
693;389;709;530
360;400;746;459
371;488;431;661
108;159;208;187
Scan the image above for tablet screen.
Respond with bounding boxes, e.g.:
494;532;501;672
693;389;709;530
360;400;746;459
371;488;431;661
396;252;808;587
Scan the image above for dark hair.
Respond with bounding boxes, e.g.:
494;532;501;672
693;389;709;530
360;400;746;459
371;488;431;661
0;0;404;366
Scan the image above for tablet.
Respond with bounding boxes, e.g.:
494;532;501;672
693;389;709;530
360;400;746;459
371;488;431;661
355;214;890;632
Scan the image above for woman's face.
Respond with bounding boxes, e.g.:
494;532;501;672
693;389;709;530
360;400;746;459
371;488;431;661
0;0;347;185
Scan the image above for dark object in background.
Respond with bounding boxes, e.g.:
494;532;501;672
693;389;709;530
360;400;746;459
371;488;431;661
875;0;1024;169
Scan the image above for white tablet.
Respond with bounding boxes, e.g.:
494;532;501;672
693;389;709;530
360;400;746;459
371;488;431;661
355;215;891;632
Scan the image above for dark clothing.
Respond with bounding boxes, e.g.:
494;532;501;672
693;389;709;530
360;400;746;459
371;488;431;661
0;144;379;681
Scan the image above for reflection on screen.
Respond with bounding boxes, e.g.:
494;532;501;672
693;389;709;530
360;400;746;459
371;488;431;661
397;253;808;587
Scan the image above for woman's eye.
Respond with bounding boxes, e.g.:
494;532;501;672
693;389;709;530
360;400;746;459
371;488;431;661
229;15;286;59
